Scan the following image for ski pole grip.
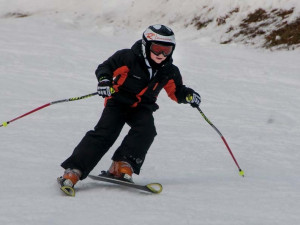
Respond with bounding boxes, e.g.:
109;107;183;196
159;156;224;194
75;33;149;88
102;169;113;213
186;94;193;102
110;87;115;94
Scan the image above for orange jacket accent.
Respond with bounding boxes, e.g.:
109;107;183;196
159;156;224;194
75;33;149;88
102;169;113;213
163;79;178;102
131;86;149;107
112;66;129;92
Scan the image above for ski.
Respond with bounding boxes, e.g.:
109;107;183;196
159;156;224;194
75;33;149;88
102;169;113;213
88;173;163;194
57;173;163;196
57;177;76;197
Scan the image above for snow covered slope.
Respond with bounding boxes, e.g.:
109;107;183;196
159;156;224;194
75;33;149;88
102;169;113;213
0;1;300;225
1;0;300;48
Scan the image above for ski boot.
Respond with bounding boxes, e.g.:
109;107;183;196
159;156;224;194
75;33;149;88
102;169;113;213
57;168;82;196
106;161;134;183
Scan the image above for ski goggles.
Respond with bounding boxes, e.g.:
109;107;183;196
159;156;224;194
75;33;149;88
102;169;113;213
150;43;173;57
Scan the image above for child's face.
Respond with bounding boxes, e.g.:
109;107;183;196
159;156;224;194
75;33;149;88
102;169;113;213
150;52;167;64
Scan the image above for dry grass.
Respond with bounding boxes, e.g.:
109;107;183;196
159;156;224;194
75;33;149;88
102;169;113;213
188;6;214;30
233;9;271;39
190;6;299;49
242;8;269;23
273;8;294;19
216;8;239;26
190;16;213;30
265;18;300;48
236;8;299;49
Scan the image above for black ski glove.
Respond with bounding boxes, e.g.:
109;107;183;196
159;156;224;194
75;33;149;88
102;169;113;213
97;77;113;97
186;91;201;108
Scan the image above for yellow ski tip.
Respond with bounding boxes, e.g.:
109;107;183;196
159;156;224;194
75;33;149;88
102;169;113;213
61;186;75;197
146;183;163;194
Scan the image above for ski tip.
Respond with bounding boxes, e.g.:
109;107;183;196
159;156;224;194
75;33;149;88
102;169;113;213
60;186;75;197
57;177;75;196
146;183;163;194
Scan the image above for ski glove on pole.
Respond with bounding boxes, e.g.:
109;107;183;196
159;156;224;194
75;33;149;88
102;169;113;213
97;77;113;97
186;91;201;108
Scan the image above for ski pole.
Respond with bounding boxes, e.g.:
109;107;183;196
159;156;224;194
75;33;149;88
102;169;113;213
0;92;98;127
196;106;244;177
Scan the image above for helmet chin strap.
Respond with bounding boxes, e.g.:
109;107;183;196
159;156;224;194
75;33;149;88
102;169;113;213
142;43;147;59
142;43;160;79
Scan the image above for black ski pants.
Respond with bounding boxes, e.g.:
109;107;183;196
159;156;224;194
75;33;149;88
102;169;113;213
61;103;157;179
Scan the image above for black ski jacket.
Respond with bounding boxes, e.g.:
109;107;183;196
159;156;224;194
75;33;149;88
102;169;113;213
95;40;193;111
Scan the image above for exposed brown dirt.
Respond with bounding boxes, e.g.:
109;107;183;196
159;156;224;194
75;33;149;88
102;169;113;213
273;8;294;19
265;18;300;48
243;8;269;23
216;8;239;26
190;16;213;30
190;7;300;50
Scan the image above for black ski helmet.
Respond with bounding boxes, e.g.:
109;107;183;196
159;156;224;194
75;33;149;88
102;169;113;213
142;24;176;67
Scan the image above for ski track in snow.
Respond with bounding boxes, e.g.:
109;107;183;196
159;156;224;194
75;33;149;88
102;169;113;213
0;10;300;225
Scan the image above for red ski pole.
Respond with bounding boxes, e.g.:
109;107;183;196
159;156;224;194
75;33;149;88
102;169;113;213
1;92;98;127
196;106;244;177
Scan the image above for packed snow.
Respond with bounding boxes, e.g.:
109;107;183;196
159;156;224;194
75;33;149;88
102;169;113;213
0;1;300;225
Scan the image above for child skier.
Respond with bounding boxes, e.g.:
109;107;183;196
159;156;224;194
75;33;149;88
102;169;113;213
59;24;201;188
